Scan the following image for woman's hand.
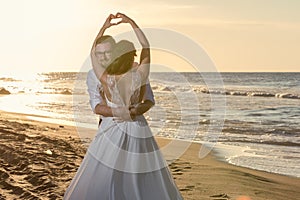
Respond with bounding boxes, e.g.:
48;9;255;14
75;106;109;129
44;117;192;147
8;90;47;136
114;12;150;84
115;12;133;24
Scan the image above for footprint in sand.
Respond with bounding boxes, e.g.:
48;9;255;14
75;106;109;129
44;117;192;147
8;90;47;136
0;119;87;198
210;193;230;200
179;185;195;192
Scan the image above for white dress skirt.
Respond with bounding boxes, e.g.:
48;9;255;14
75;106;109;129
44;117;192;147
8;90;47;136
64;74;183;200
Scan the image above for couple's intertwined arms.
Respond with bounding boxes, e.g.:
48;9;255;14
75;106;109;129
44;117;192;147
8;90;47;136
91;13;150;84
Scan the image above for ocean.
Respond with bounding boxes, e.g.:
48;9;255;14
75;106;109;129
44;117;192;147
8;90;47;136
0;72;299;177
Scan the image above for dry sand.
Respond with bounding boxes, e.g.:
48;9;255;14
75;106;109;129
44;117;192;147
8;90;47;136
0;110;299;200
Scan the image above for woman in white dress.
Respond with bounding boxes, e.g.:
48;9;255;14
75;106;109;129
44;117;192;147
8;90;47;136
64;13;183;200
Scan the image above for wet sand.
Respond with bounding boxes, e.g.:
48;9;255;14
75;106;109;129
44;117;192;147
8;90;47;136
0;110;299;200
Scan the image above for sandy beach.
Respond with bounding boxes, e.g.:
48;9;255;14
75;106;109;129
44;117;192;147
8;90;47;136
0;110;299;200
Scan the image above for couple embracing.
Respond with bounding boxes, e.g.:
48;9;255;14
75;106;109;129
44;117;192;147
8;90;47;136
64;13;183;200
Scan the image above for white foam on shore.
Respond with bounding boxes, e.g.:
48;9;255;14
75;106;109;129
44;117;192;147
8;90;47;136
206;142;300;178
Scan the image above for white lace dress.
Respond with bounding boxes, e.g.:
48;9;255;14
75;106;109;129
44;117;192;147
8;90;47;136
64;72;183;200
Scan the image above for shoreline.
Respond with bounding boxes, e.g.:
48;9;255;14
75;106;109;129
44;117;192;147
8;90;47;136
2;109;299;178
0;110;300;199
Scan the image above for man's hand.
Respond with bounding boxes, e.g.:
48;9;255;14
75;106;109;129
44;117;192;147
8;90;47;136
115;12;133;24
103;14;118;29
112;106;133;122
129;100;154;118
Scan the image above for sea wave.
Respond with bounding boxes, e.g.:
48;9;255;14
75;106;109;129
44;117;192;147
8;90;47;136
191;87;300;99
0;87;11;95
2;83;299;100
0;77;20;82
227;139;300;147
35;89;73;95
38;85;300;99
151;84;291;100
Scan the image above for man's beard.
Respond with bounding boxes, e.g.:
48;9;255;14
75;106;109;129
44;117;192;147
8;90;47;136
101;60;111;69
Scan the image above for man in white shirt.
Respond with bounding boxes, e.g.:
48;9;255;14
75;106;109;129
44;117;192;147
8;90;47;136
86;35;155;126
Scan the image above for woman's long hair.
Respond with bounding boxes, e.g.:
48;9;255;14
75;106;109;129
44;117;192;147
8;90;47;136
106;40;136;75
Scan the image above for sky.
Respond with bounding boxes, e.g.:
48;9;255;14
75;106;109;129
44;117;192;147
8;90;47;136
1;0;300;75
